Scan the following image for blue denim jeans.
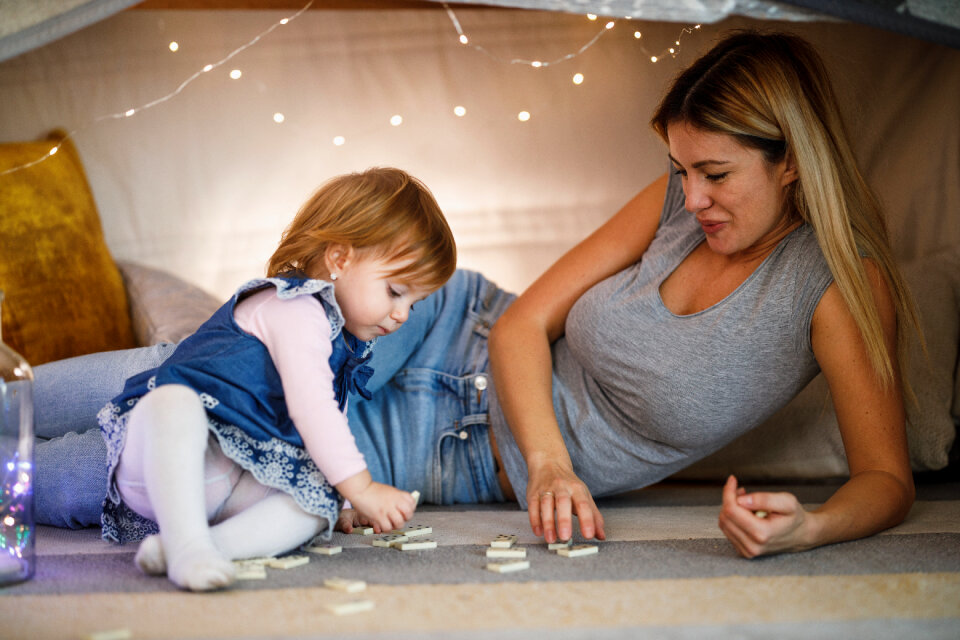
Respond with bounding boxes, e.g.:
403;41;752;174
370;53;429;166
34;270;515;528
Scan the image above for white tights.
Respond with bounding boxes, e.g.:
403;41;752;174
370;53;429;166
116;384;328;591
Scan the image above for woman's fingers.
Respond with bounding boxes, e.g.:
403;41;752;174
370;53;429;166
540;491;559;542
530;489;606;542
528;495;544;537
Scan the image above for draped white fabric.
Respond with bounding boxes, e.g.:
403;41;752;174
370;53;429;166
0;0;142;63
1;8;958;299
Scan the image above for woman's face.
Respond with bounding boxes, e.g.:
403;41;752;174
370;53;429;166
667;121;798;260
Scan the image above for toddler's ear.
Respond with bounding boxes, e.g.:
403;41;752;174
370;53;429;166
324;243;355;275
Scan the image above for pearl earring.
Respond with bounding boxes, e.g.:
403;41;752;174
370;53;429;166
330;273;338;281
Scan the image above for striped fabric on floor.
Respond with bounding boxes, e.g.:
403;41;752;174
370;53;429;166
3;483;959;639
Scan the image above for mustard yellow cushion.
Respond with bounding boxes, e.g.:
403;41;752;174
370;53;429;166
0;130;136;365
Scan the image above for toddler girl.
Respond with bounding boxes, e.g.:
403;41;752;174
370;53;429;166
97;167;457;591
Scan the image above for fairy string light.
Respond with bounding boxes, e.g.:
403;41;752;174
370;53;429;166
444;2;616;67
1;2;701;173
0;0;317;177
444;3;700;68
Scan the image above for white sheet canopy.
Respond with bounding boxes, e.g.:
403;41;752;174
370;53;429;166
1;1;958;299
2;0;958;64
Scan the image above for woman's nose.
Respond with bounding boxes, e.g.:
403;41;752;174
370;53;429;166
684;181;711;213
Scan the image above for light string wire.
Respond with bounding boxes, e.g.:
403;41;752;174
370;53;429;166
444;2;612;67
443;2;700;67
0;0;316;177
1;2;700;176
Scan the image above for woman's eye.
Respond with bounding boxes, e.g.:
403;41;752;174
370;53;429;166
706;172;729;182
672;167;686;177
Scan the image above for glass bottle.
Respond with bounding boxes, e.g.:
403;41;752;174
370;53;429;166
0;290;34;585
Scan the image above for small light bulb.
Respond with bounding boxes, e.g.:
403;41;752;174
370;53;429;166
531;61;543;68
459;35;469;45
517;111;531;122
634;31;642;39
169;41;179;52
333;136;345;146
390;114;403;126
651;56;658;63
203;64;213;73
273;112;285;123
229;69;242;80
572;73;584;85
125;109;136;117
48;147;58;157
587;14;597;21
605;21;615;29
3;516;14;527
280;18;289;25
453;105;466;117
669;48;675;54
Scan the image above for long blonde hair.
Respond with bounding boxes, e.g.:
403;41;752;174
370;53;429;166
651;30;921;393
267;167;456;291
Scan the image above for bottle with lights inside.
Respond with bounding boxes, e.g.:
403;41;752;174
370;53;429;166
0;290;34;585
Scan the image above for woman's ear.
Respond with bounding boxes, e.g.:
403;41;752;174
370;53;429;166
780;153;799;187
324;244;354;278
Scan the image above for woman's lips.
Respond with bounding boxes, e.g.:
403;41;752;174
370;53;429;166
699;219;726;234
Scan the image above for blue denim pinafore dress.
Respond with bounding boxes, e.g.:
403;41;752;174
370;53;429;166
97;276;374;543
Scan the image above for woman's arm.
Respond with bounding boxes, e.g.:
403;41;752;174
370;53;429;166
488;173;668;543
718;260;915;556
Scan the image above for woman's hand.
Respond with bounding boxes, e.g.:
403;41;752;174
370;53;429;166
526;458;606;543
717;475;813;557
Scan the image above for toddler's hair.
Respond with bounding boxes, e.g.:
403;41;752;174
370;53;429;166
267;167;456;290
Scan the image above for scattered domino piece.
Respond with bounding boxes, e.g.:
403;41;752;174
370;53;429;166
325;599;375;615
324;577;367;593
305;543;342;555
547;539;573;551
81;630;132;640
557;544;599;558
266;555;310;569
486;560;530;573
351;525;374;535
391;524;432;537
411;490;421;505
395;538;438;551
754;510;769;519
372;534;408;548
233;561;268;580
240;556;275;565
486;547;526;559
490;534;518;548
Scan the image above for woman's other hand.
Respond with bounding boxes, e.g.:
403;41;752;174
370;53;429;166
526;458;606;543
717;475;814;557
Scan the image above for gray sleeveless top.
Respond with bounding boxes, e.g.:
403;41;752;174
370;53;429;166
490;169;834;506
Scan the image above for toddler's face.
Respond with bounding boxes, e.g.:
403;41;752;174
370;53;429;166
332;253;433;342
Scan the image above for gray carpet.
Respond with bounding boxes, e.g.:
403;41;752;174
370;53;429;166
2;481;958;640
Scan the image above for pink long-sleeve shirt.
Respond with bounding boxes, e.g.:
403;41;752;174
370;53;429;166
233;288;367;486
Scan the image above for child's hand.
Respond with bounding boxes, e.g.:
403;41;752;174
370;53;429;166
334;508;378;533
336;471;417;533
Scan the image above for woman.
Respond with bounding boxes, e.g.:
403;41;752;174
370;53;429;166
34;31;919;558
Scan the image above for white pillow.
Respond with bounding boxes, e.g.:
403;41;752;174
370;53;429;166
117;261;223;346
